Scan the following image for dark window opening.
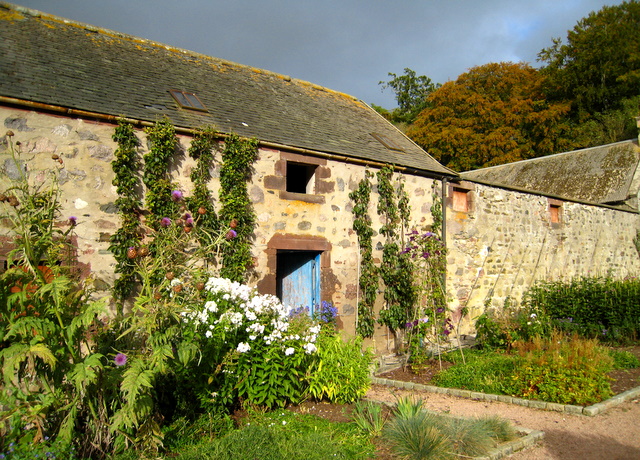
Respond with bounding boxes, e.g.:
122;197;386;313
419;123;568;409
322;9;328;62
286;162;317;194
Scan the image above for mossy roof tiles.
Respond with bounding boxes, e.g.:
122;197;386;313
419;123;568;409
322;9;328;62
461;139;640;205
0;3;455;177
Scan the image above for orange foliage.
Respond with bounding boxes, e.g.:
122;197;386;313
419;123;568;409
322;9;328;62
407;62;572;172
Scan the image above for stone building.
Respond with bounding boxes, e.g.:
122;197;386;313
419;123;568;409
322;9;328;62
1;3;639;353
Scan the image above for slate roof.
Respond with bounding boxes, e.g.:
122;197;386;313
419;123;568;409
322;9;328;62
460;139;640;206
0;3;455;177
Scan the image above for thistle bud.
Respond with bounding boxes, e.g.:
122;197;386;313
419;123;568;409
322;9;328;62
126;247;137;259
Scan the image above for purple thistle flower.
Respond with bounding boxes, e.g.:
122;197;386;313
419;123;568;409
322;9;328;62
114;353;127;366
171;190;183;201
160;217;172;228
185;217;194;226
226;229;237;240
68;216;77;226
405;321;414;329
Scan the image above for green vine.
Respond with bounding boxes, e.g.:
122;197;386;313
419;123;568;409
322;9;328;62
376;165;416;333
110;121;143;305
218;133;259;282
349;170;377;338
143;117;179;229
187;127;220;251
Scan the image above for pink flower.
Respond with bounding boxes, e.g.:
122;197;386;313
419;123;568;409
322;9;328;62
68;216;77;226
114;353;127;366
225;229;237;240
171;190;183;201
160;217;172;227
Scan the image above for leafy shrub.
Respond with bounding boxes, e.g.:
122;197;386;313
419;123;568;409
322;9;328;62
475;298;551;350
306;333;373;404
609;349;640;369
524;276;640;343
435;334;618;405
0;133;110;457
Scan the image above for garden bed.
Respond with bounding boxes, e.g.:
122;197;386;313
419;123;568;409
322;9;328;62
289;399;539;460
376;345;640;406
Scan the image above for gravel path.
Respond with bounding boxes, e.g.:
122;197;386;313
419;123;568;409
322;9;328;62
366;384;640;459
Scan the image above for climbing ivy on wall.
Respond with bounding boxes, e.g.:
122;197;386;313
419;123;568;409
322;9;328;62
111;120;259;298
376;165;416;333
218;133;259;282
187;126;219;249
110;121;143;305
143;117;179;229
349;170;377;338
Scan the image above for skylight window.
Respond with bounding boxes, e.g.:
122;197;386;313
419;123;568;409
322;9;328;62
370;132;404;152
169;90;208;112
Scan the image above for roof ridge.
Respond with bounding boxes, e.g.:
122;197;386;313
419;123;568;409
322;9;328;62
0;1;359;102
462;138;639;174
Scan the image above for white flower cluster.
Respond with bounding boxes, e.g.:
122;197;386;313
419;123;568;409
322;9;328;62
182;276;319;356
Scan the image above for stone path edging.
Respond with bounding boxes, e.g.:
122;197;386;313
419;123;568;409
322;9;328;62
371;376;640;416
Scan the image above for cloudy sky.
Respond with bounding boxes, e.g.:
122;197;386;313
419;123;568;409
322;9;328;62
16;0;615;108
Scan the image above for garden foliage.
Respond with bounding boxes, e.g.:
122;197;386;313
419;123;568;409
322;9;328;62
523;276;640;342
0;124;373;458
434;333;628;405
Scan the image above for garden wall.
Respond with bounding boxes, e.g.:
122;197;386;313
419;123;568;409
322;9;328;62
2;106;639;353
0;106;441;354
446;180;640;327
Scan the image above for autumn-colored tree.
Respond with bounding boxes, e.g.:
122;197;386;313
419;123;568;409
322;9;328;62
539;0;640;145
407;62;572;171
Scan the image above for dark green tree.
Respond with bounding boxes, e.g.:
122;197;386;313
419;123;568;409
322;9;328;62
378;68;439;124
539;1;640;143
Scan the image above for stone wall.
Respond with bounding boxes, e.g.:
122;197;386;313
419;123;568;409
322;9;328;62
0;106;440;354
445;180;640;328
3;106;639;353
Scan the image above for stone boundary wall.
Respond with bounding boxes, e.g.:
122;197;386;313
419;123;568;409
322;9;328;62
446;180;640;331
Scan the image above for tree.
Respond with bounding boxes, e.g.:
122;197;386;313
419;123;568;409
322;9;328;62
539;1;640;118
407;62;572;171
378;68;439;124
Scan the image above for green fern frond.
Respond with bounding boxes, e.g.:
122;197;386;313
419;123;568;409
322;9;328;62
120;358;155;403
1;342;56;386
4;316;56;341
69;297;108;338
36;275;72;309
69;353;105;391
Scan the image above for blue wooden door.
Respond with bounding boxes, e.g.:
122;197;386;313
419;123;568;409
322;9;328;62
277;251;321;315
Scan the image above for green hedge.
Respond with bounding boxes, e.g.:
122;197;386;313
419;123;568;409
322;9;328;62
523;276;640;342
